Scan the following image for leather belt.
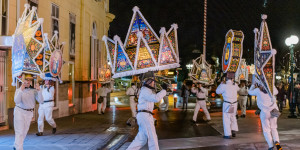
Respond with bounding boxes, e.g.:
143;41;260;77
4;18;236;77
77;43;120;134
17;106;34;112
240;95;248;96
197;98;206;100
44;100;54;103
137;110;154;115
223;101;237;104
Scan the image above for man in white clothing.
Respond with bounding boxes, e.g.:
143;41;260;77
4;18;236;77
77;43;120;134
96;83;112;114
13;74;43;150
216;76;240;139
191;83;211;123
248;81;282;150
126;83;138;117
126;78;167;150
238;82;248;118
36;79;57;136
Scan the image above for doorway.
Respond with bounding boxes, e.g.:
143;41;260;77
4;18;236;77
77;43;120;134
0;51;6;124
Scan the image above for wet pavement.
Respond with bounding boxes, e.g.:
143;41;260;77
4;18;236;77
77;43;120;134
154;109;220;139
1;91;300;150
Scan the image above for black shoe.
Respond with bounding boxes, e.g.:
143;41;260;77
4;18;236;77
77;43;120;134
190;120;196;124
241;114;246;118
101;111;105;114
52;128;56;134
36;132;43;136
13;147;16;150
231;131;236;137
223;136;232;139
268;147;274;150
275;141;282;150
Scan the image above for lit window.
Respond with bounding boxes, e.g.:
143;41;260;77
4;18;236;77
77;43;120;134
69;13;76;60
51;3;59;37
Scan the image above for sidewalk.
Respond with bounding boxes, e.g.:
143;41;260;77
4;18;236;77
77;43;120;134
0;106;133;150
120;107;300;150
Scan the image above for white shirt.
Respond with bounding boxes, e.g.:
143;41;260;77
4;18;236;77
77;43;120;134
41;86;55;100
238;86;248;96
191;87;208;99
126;85;137;96
14;88;43;109
216;80;240;102
96;87;112;98
248;85;278;112
137;87;166;112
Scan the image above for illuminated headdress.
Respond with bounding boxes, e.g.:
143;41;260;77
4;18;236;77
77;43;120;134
222;29;244;80
253;14;276;97
189;54;214;85
103;6;180;78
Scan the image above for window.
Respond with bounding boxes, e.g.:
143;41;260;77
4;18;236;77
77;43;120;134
1;0;8;35
27;0;38;10
51;4;59;37
90;22;99;80
69;13;76;60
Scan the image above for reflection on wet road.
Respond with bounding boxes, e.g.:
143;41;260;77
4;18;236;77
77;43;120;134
153;109;220;139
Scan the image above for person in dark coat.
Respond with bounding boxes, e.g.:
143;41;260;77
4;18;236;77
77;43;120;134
295;82;300;116
287;79;297;118
181;81;190;110
276;82;286;112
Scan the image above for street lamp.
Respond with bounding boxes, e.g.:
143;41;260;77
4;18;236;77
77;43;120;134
186;64;193;71
285;35;298;118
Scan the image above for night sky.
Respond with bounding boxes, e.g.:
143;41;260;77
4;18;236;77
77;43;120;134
109;0;300;72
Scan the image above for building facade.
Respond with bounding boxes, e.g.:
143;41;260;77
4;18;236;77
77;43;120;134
0;0;114;127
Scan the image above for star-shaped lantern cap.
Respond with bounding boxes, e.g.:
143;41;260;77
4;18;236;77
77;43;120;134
11;4;65;85
253;14;276;97
102;6;180;78
11;4;46;85
41;31;65;82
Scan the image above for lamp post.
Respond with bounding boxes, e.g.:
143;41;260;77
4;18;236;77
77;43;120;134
186;64;193;71
285;35;299;118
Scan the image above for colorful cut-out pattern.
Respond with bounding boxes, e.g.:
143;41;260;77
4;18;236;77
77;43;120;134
160;36;176;65
125;47;136;65
34;25;43;43
148;43;159;61
26;38;42;59
126;13;158;47
116;45;132;72
50;50;63;76
261;26;270;51
137;42;155;69
12;35;26;75
168;30;176;54
23;51;39;73
200;69;209;82
107;40;115;65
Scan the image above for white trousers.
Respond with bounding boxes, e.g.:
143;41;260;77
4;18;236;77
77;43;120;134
38;106;57;132
193;100;211;121
98;97;107;113
238;96;248;115
222;102;238;136
14;107;33;150
260;111;280;148
130;97;137;117
126;112;159;150
162;96;169;111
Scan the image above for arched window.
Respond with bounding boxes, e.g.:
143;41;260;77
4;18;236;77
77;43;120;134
90;21;99;80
